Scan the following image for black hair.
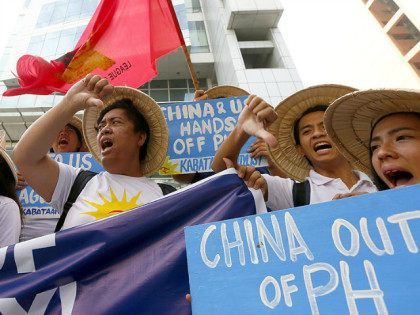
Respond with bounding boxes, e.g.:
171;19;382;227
0;155;23;219
97;98;150;161
368;112;420;191
293;105;329;145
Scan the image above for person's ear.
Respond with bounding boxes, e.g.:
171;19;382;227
137;132;147;147
296;144;305;157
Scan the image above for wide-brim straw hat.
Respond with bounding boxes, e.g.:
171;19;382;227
324;89;420;174
83;86;169;176
268;84;357;181
68;116;87;152
205;85;249;98
0;130;17;184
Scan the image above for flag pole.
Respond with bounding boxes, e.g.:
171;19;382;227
181;45;200;91
166;0;200;91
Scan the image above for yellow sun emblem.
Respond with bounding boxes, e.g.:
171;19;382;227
81;187;142;220
159;156;180;175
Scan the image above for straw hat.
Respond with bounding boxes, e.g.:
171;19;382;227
83;86;169;176
205;85;249;99
268;84;357;181
0;130;17;184
324;89;420;174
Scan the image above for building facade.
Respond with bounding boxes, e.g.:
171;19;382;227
362;0;419;76
0;0;301;147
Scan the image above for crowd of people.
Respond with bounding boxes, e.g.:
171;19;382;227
0;74;419;249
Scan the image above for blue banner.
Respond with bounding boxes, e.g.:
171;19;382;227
159;97;266;175
0;170;266;314
185;185;420;314
19;153;104;241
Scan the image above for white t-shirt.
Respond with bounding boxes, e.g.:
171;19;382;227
20;217;58;242
263;170;378;211
0;196;21;247
51;163;163;230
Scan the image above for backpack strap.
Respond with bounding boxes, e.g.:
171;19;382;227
55;170;97;232
292;180;311;207
158;183;177;195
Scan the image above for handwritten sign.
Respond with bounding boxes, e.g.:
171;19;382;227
19;152;103;241
159;96;265;175
185;185;420;314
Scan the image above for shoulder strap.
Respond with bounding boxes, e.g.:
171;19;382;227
292;180;311;207
55;170;97;232
158;183;177;195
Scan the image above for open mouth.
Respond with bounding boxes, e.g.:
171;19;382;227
58;138;69;145
314;142;332;152
101;138;114;151
384;170;413;187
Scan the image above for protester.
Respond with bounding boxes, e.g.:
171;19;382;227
212;84;377;209
18;115;89;241
13;74;169;230
50;116;87;153
325;88;420;190
0;131;22;247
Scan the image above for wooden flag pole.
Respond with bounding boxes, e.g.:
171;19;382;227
182;44;200;91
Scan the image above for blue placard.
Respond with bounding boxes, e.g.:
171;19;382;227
185;185;420;314
159;96;266;174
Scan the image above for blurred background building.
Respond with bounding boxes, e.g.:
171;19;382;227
0;0;301;148
361;0;419;76
1;0;419;149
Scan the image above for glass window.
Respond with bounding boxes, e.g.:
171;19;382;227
56;29;76;55
170;89;188;101
36;0;98;28
74;26;86;45
81;0;100;18
188;21;210;53
188;78;207;90
388;15;420;54
186;0;201;13
169;79;187;88
150;80;168;89
150;90;169;102
139;82;149;89
184;92;194;102
174;4;187;30
66;0;83;20
36;2;54;28
27;35;45;55
42;32;60;58
50;2;67;25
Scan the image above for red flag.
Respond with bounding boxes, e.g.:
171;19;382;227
3;0;185;96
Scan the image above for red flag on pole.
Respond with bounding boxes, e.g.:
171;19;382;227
3;0;185;96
